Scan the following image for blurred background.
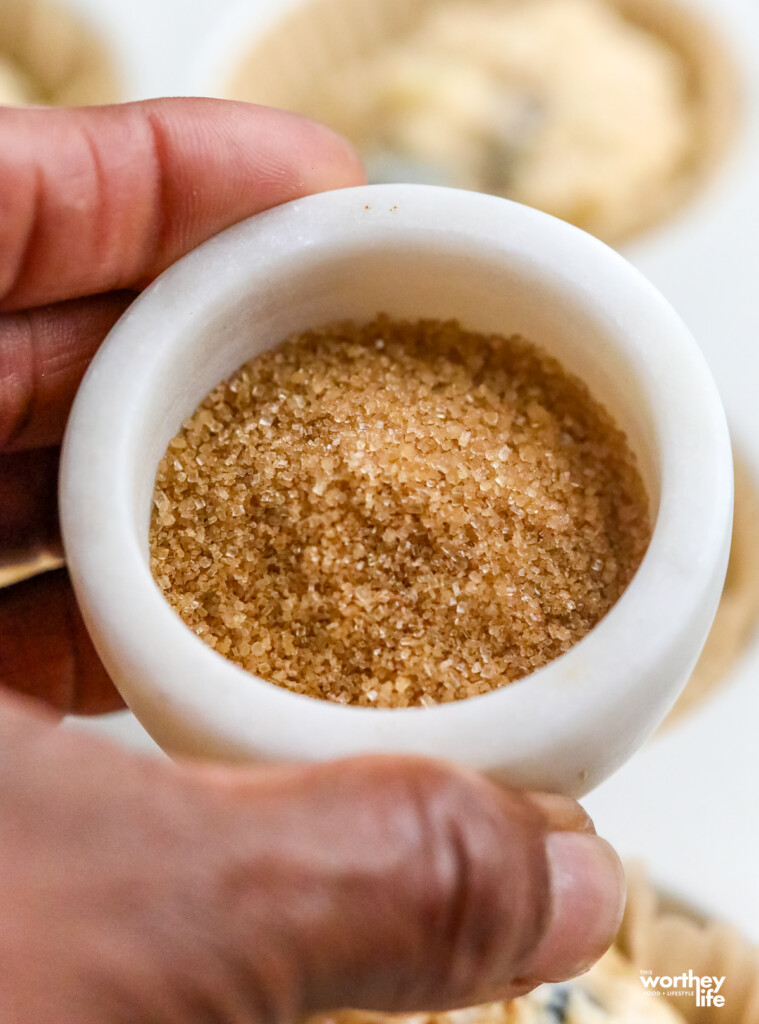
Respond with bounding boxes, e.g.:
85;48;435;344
2;0;759;939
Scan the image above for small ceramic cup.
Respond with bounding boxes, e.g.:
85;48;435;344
60;184;732;797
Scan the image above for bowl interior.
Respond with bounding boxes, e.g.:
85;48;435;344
130;237;662;564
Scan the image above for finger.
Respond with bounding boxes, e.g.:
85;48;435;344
0;99;365;311
0;568;122;715
0;291;135;450
200;757;625;1016
0;448;60;560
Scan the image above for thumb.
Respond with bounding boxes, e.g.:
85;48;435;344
203;756;625;1017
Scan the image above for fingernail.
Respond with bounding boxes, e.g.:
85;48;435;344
525;793;596;834
519;833;626;985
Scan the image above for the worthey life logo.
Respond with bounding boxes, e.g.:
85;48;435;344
640;970;726;1008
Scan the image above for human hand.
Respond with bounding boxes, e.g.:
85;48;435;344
0;99;625;1023
1;693;624;1023
0;97;363;711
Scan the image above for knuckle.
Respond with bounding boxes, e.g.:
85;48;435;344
377;759;548;1004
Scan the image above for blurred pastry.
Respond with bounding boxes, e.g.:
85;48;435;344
619;869;759;1023
0;55;37;105
518;948;685;1022
663;456;759;728
0;0;119;107
226;0;737;244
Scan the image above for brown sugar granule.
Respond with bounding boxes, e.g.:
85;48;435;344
149;317;650;707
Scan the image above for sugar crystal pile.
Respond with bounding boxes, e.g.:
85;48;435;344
150;317;650;707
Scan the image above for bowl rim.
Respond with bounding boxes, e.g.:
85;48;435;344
59;184;733;795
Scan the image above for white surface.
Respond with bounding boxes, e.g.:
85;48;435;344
54;0;759;935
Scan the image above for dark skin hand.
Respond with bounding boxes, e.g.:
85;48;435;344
0;98;625;1024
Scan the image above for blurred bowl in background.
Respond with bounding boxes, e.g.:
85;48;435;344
662;454;759;730
0;0;120;106
222;0;739;246
300;868;759;1024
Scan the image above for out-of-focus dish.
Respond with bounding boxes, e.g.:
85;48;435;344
0;0;119;106
663;456;759;729
223;0;738;244
0;54;36;103
618;869;759;1023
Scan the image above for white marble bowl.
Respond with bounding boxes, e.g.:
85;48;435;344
59;184;732;796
